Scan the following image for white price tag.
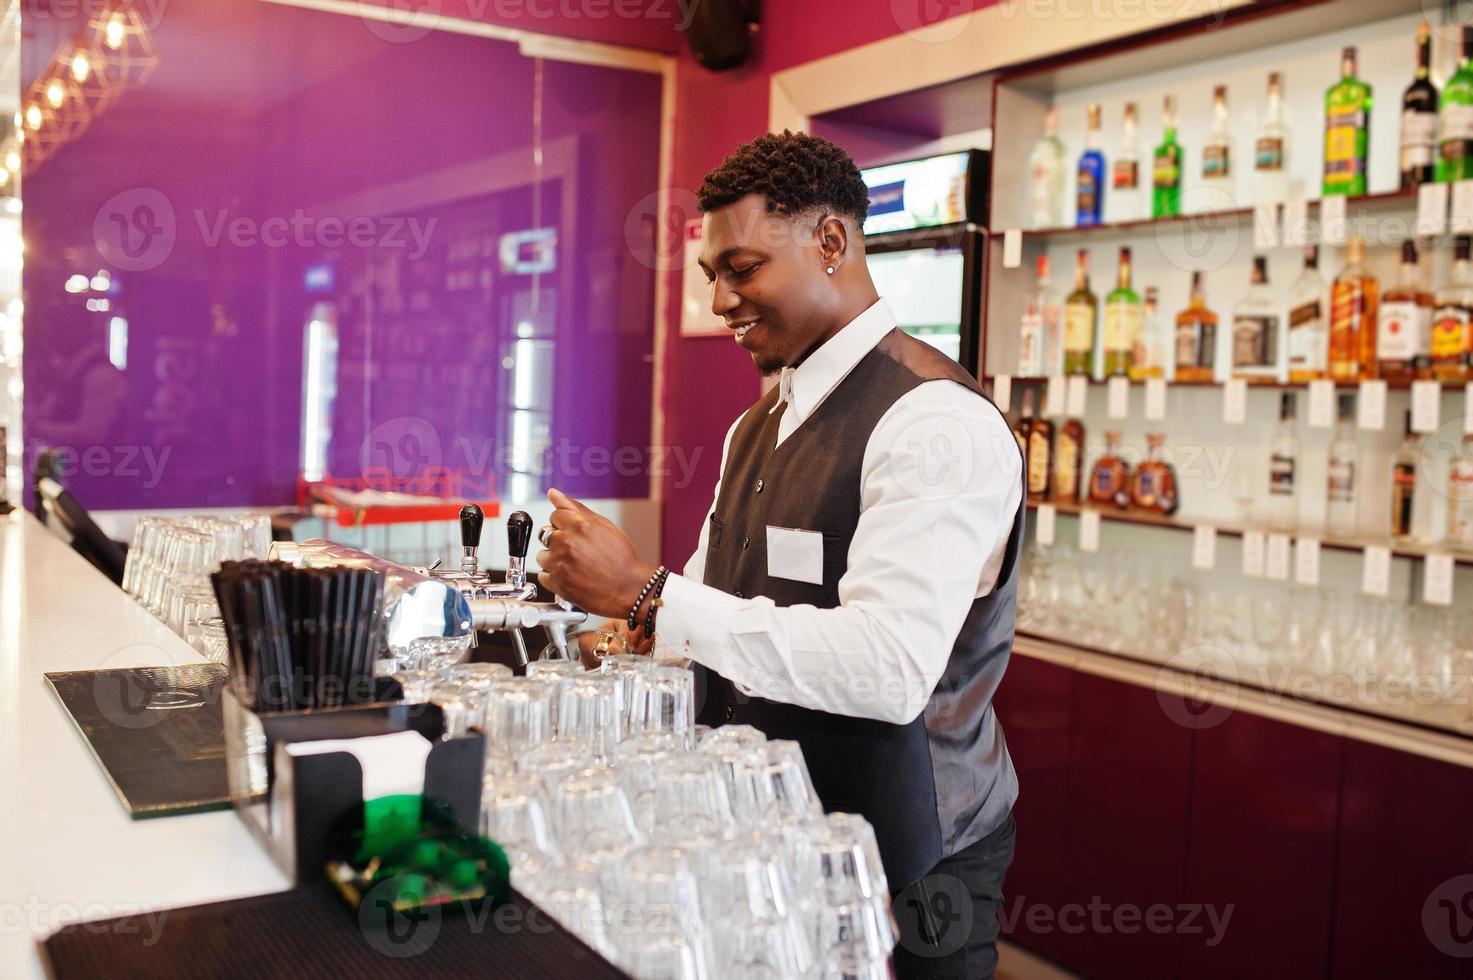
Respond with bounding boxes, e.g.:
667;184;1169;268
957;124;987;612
1423;553;1455;606
1106;375;1130;419
1453;181;1473;233
1045;375;1067;418
1144;377;1167;421
1035;503;1057;545
992;374;1012;413
1357;379;1388;431
1283;198;1310;247
1306;379;1336;429
1192;524;1217;570
1066;374;1089;417
1266;533;1291;580
1467;382;1473;435
1320;194;1347;245
1411;379;1440;433
1418;181;1450;236
1003;229;1023;268
1362;545;1392;597
1295;537;1321;586
1242;529;1266;577
1079;509;1101;552
1222;378;1248;425
1253;203;1281;250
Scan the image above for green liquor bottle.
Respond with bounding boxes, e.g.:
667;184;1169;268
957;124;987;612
1152;95;1183;218
1323;46;1372;197
1063;248;1097;376
1440;26;1473;184
1102;246;1142;376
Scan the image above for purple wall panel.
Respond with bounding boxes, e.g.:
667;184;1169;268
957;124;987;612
23;0;659;509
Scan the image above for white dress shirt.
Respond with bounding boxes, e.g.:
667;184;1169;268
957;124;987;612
656;299;1023;726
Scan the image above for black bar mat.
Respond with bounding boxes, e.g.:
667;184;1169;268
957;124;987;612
44;663;230;818
42;884;632;980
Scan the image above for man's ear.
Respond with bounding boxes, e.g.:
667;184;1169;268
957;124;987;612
816;214;852;272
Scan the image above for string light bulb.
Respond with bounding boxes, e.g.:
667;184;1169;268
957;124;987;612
71;51;91;83
105;14;125;49
5;151;19;173
24;104;42;130
46;80;65;108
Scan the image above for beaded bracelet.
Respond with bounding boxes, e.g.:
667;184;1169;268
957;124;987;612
628;564;669;631
642;566;671;639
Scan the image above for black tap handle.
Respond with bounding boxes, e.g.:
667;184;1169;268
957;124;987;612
459;503;484;550
507;511;533;559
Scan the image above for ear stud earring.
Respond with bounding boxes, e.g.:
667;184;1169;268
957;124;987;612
826;266;835;275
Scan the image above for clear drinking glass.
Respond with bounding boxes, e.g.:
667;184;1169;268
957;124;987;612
551;766;645;865
517;740;605;798
612;732;686;833
427;681;489;738
481;770;559;867
511;859;613;956
447;662;514;686
731;740;823;829
696;830;812;975
555;673;624;755
482;676;556;761
598;845;708;949
649;753;735;841
628;665;696;745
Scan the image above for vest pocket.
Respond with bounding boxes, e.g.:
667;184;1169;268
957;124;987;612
706;514;725;553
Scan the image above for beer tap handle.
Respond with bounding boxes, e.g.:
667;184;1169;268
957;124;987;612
459;504;484;576
506;511;532;593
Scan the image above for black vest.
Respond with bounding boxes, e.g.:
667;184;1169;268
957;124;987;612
699;328;1024;888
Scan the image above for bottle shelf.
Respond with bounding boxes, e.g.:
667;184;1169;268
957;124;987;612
1026;499;1473;567
998;188;1419;246
994;374;1471;391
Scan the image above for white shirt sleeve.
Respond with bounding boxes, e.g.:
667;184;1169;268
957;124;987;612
656;381;1023;725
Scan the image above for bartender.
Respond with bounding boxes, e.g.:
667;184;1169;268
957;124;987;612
538;131;1024;980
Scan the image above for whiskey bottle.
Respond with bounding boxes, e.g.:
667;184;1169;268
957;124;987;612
1390;410;1420;541
1088;430;1132;510
1267;392;1299;533
1255;72;1290;205
1063;248;1097;376
1323;46;1372;197
1152;95;1184;218
1329;235;1379;381
1287;245;1329;382
1131;286;1166;379
1110;102;1144;222
1401;20;1439;189
1432;236;1473;383
1376;240;1433;384
1174;270;1218;382
1130;433;1179;516
1012;387;1035;461
1102;246;1141;377
1077;103;1106;227
1201;84;1233;205
1326;392;1359;538
1054;417;1085;504
1027;396;1054;502
1232;255;1281;381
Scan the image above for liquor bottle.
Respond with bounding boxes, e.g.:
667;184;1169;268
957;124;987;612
1152;95;1184;218
1131;286;1166;379
1448;434;1473;551
1232;255;1281;381
1130;433;1179;516
1029;106;1068;229
1326;392;1359;539
1019;254;1063;377
1329;235;1379;381
1323;46;1372;197
1255;72;1290;205
1175;271;1219;383
1012;387;1035;461
1088;430;1132;510
1267;392;1299;533
1027;400;1054;503
1063;248;1097;376
1432;236;1473;382
1054;417;1085;504
1110;102;1143;222
1439;26;1473;184
1390;410;1420;541
1376;240;1433;384
1201;84;1233;206
1287;245;1329;382
1102;246;1141;376
1077;103;1106;227
1401;21;1439;189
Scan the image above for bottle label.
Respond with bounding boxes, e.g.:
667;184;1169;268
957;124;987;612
1377;301;1431;360
1077;169;1099;218
1064;304;1094;352
1103;303;1142;352
1324;107;1366;184
1255;137;1284;172
1441;104;1473;143
1112;159;1138;190
1432;304;1472;361
1400;110;1437;168
1055;430;1080;499
1027;429;1050;495
1202;144;1231;179
1018;313;1043;375
1153;150;1180;189
1328;458;1355;503
1451;464;1473;546
1175;320;1199;367
1232;314;1277;368
1288;299;1327;371
1091;458;1127;504
1392;462;1416;535
1269;452;1295;496
1134;467;1159;508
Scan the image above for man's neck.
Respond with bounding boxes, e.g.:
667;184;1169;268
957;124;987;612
790;286;881;371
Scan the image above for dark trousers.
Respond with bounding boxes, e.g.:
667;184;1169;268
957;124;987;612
890;812;1016;980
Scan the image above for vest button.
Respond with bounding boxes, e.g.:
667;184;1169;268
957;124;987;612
734;590;744;599
724;704;734;722
754;479;764;493
742;536;750;550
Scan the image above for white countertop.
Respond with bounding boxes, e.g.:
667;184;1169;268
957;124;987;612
0;511;290;980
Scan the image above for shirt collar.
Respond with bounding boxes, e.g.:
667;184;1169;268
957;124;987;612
769;298;897;422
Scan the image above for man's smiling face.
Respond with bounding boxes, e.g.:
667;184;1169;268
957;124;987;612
698;194;837;377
